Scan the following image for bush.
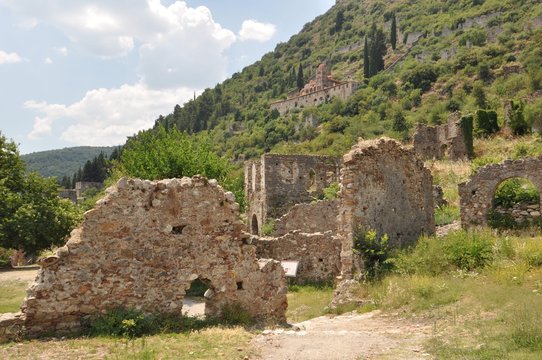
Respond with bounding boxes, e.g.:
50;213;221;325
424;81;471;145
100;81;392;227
261;219;275;236
322;182;340;200
443;231;493;271
526;99;542;134
494;178;539;208
508;100;531;136
401;63;439;92
435;205;460;226
475;109;499;137
353;228;392;280
0;247;14;268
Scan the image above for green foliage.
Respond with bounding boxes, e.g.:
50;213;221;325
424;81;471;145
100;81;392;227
508;100;531;136
494;178;539;207
0;132;82;254
475;109;499;137
119;125;244;209
390;12;397;50
393;230;494;275
218;303;252;326
353;228;392;280
459;27;487;46
322;182;340;200
0;247;14;268
366;23;387;78
261;219;275;236
401;63;439;92
459;114;474;158
526;98;542;134
435;205;460;226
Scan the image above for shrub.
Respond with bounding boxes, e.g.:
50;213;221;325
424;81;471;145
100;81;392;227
401;63;439;92
475;109;499;137
508;100;531;136
0;247;14;268
525;99;542;134
261;219;275;236
435;205;460;226
322;182;340;200
353;228;392;280
218;303;252;326
443;231;493;271
493;178;539;208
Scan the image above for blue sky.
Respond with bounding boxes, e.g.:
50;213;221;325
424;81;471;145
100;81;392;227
0;0;335;154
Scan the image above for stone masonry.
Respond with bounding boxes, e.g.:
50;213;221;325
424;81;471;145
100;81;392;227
0;176;287;339
272;200;338;237
245;154;341;236
338;138;435;278
413;112;471;160
254;231;341;284
459;158;542;227
270;63;357;115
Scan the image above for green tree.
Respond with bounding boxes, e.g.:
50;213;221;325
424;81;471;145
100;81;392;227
508;100;530;136
119;125;245;210
368;23;387;77
363;35;370;78
390;13;397;50
334;9;345;33
297;63;305;90
0;132;81;255
526;99;542;134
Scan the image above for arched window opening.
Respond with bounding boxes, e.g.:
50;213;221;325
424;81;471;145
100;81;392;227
251;214;259;235
308;169;317;193
488;177;541;229
184;278;210;318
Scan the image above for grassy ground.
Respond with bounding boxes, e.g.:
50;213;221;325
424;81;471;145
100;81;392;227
0;281;28;313
286;284;334;323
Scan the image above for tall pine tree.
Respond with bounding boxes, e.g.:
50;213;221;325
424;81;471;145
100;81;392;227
390;13;397;50
363;35;370;78
297;63;305;90
368;23;387;77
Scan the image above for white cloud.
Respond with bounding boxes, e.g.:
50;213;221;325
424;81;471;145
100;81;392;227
239;19;276;42
26;83;195;145
0;50;23;64
2;1;237;87
56;47;68;56
44;57;53;64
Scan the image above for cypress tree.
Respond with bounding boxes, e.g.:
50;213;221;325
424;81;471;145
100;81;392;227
363;36;370;78
297;63;304;90
390;13;397;50
369;23;387;77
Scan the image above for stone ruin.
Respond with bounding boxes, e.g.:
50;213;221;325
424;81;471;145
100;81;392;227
413;112;471;161
246;139;435;283
459;158;542;227
338;138;435;278
245;153;341;236
0;176;287;339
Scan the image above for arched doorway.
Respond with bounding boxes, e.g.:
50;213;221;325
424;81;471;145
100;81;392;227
488;177;541;229
251;214;259;235
184;278;210;317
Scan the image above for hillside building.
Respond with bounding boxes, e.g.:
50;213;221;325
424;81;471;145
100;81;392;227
270;63;357;115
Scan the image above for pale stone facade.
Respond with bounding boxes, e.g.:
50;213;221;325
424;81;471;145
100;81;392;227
0;176;287;339
270;64;357;115
338;138;435;278
459;158;542;227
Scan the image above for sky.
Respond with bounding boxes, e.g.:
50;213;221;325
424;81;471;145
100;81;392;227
0;0;335;154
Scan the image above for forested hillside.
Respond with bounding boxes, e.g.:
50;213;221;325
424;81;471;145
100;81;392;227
148;0;542;160
22;146;116;179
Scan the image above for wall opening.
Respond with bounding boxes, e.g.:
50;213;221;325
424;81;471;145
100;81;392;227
184;278;210;317
488;177;541;229
251;214;259;235
308;169;317;193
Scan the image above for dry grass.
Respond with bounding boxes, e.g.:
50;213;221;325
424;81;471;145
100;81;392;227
0;281;27;314
0;327;255;360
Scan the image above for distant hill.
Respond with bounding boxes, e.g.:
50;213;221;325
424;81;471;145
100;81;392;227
22;146;117;179
150;0;542;159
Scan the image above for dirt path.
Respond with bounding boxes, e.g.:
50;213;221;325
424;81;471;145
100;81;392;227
0;268;38;283
253;311;433;360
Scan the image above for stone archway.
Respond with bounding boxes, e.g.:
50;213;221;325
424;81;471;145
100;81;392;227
459;158;542;227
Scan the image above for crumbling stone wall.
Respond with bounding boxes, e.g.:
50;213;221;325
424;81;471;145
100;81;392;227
254;231;341;284
273;200;338;237
459;158;542;227
413;113;471;160
338;138;435;278
1;176;287;338
245;154;341;235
